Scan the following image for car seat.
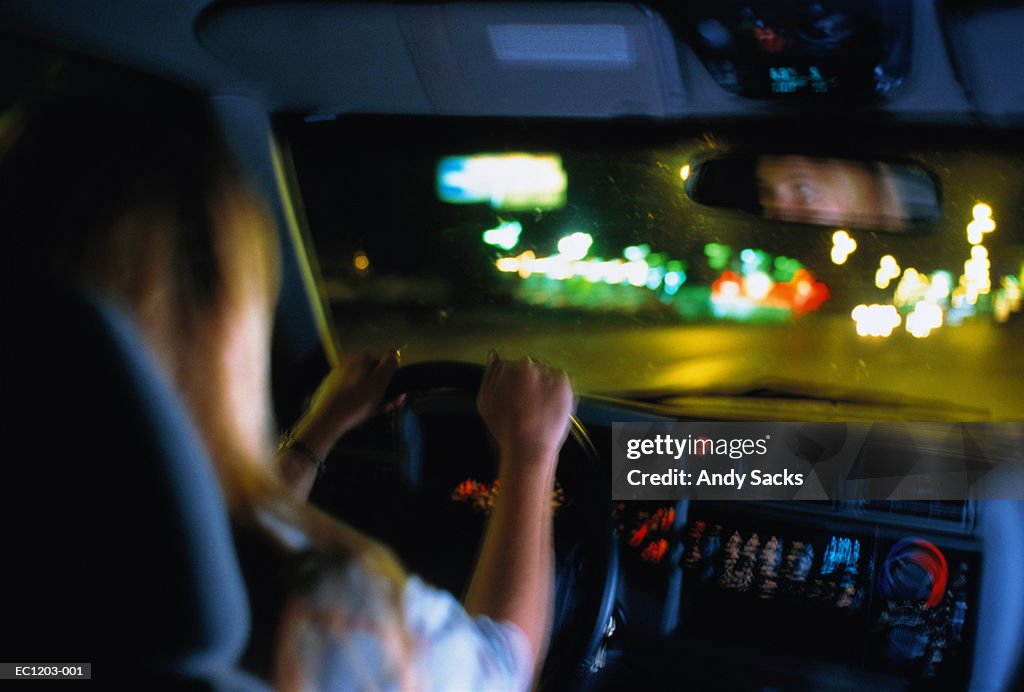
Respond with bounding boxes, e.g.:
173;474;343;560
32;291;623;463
1;290;264;690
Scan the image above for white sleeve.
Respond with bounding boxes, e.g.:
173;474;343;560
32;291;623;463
273;562;533;691
403;576;534;692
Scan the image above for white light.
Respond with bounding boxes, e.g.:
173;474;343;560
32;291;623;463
626;260;649;287
925;272;952;302
557;232;594;261
906;302;943;338
482;221;523;250
645;267;664;290
624;245;649;261
852;304;901;337
966;217;996;245
830;230;857;265
894;267;930;307
745;271;773;300
719;280;741;299
875;255;900;289
439;154;567;210
601;260;627;284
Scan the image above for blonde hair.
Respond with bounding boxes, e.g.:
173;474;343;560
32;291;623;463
2;67;409;684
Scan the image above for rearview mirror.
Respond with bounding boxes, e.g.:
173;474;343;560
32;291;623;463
686;154;940;233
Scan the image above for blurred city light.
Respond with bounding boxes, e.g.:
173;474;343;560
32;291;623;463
852;304;901;337
353;250;369;272
712;267;827;317
557;232;594;261
906;301;943;339
744;271;773;300
482;221;523;251
494;239;693;305
962;244;992;303
704;243;731;271
663;270;684;296
894;267;924;306
497;239;828;321
496;250;536;277
830;230;857;265
875;255;901;289
967;202;996;245
994;275;1022;323
645;267;665;290
925;271;953;303
740;248;768;271
772;256;803;282
624;244;650;262
680;164;691;181
437;153;567;210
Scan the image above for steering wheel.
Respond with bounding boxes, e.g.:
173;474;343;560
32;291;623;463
382;361;618;686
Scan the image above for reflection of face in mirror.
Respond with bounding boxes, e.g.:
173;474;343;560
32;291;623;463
756;155;908;231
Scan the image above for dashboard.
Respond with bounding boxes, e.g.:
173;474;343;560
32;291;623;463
314;390;1023;691
612;499;979;690
586;399;1022;692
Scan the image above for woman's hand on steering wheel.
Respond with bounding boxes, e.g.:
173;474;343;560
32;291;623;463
477;353;575;473
287;350;404;468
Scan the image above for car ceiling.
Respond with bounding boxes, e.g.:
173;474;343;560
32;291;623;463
1;0;1023;126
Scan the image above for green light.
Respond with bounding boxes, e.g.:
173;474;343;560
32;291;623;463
482;221;523;251
772;255;803;282
704;243;731;271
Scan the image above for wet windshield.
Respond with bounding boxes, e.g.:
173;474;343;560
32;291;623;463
288;118;1023;420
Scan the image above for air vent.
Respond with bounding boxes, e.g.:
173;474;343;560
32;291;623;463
863;500;971;526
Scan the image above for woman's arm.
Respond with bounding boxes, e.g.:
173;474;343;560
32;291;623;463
275;350;401;499
464;355;573;669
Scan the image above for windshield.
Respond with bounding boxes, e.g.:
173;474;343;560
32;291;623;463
287;118;1023;420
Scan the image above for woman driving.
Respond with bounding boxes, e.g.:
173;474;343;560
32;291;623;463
1;62;571;690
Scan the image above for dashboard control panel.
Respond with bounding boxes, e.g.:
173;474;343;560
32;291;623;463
617;504;979;688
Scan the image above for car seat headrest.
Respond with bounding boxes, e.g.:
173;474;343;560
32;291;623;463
3;291;252;681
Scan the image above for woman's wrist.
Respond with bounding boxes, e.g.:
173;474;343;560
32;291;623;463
289;406;354;461
497;444;559;485
278;429;327;476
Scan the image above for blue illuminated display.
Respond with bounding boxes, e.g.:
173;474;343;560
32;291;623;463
769;66;837;94
821;535;861;576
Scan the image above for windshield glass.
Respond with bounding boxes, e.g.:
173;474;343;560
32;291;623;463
287;118;1023;420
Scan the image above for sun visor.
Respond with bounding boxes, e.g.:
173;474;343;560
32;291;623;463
398;3;685;118
198;2;686;117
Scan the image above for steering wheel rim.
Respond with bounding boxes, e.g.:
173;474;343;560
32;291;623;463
384;360;618;684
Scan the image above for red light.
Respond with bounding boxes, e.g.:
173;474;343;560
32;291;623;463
641;539;669;564
628;523;649;548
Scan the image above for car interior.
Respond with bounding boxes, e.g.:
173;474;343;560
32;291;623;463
2;1;1023;690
